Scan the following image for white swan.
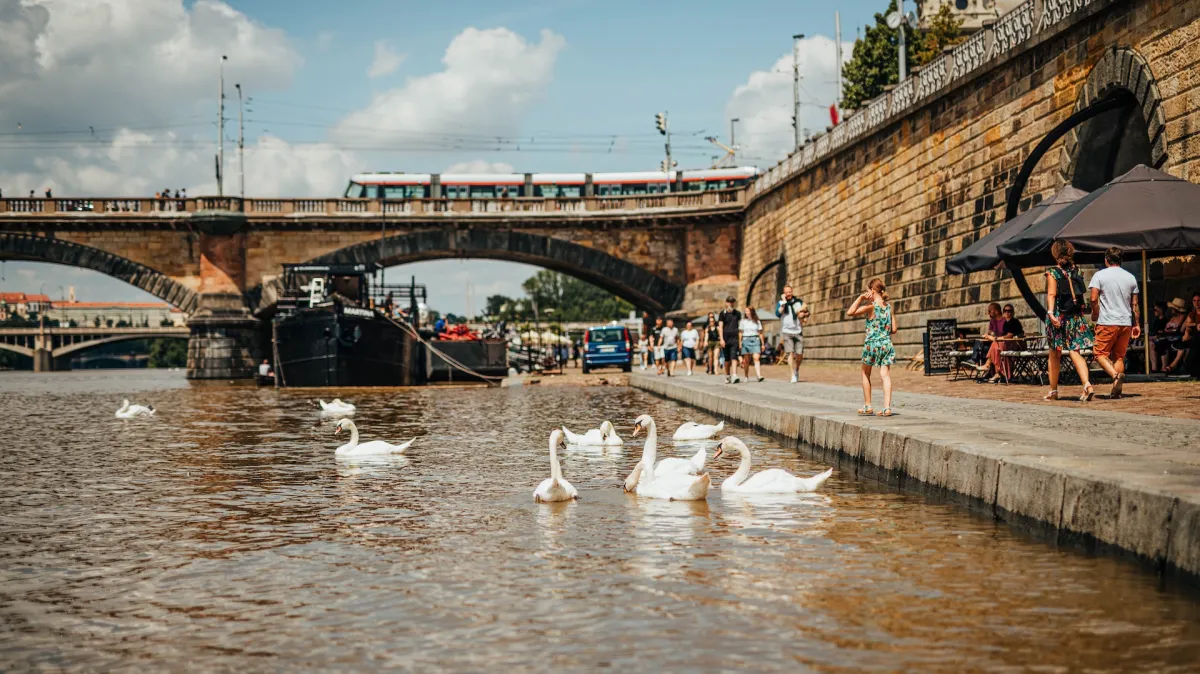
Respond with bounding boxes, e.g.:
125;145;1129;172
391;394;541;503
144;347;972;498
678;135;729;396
115;399;155;419
627;415;709;501
333;418;412;458
561;420;622;446
319;399;356;414
622;445;706;491
714;436;833;493
533;429;579;503
672;420;724;441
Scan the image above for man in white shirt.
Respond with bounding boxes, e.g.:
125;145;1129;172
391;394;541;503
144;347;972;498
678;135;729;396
776;285;809;383
679;320;700;376
658;319;680;377
1089;247;1141;398
258;359;271;377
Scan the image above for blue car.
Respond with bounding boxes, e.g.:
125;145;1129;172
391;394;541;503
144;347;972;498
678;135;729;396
582;324;633;374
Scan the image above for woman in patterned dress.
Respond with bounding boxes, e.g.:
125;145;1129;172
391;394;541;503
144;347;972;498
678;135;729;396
846;278;897;416
1044;239;1095;401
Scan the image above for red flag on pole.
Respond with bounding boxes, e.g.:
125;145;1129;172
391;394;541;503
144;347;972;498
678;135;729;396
830;104;840;126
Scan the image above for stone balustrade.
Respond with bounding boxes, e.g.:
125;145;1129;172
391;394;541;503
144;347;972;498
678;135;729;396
0;189;744;219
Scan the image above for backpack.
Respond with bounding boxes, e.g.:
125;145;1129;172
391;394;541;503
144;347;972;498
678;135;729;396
1054;266;1087;315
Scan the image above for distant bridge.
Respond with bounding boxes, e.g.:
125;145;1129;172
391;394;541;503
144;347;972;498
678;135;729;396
0;325;189;371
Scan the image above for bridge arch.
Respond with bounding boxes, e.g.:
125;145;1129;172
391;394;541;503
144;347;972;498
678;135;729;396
52;332;188;359
0;342;33;358
304;229;685;312
0;234;198;313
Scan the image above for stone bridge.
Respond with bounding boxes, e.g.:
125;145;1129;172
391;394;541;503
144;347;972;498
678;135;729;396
0;191;743;378
0;325;190;372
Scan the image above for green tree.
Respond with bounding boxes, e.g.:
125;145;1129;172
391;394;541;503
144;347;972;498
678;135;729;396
486;294;515;318
841;1;963;110
147;338;187;368
520;271;634;322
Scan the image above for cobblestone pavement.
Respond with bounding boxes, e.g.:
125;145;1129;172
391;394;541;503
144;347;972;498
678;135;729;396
638;362;1199;458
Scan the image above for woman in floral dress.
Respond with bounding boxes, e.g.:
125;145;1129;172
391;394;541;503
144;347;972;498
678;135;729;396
846;278;897;416
1044;239;1095;401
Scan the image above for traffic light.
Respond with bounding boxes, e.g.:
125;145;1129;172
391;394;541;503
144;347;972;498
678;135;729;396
655;112;667;135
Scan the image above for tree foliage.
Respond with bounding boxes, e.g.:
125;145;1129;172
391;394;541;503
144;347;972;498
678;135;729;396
148;338;187;368
841;1;964;110
482;272;633;322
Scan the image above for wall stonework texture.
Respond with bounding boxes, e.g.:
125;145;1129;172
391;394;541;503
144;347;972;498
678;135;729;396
740;0;1200;361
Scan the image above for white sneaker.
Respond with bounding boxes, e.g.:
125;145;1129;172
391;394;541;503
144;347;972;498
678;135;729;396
725;375;731;383
790;374;798;383
731;375;740;383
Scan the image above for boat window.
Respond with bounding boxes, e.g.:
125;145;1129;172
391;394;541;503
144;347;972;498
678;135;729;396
589;327;626;343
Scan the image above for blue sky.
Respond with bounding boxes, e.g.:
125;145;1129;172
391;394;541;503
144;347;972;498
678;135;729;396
1;0;886;313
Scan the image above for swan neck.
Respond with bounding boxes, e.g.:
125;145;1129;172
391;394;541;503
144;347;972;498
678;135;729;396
347;422;359;448
549;435;563;481
641;420;657;482
723;444;752;489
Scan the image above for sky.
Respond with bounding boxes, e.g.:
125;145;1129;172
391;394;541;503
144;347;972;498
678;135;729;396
0;0;888;313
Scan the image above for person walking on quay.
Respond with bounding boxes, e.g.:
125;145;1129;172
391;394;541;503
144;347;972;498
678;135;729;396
659;318;680;376
1044;239;1095;401
739;307;765;382
680;320;700;376
703;312;720;375
652;316;666;375
642;311;656;371
1089;247;1140;398
717;297;742;383
776;285;809;383
847;278;896;416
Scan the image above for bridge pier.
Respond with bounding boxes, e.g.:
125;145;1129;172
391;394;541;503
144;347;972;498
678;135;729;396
186;212;261;379
32;348;54;373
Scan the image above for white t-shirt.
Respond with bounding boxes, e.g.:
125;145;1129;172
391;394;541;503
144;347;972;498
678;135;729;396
680;328;700;348
1088;266;1139;326
660;326;679;348
739;319;762;337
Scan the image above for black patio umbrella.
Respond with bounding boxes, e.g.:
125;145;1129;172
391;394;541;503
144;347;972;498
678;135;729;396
945;185;1088;275
996;165;1200;268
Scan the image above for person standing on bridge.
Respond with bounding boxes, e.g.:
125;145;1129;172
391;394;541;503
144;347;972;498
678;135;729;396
717;297;742;383
776;285;809;383
847;278;896;416
1088;246;1140;398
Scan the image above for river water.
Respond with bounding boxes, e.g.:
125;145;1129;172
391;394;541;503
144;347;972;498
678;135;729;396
2;370;1199;672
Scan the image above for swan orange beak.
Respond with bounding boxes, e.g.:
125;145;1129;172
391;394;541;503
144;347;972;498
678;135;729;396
632;424;642;438
334;426;342;435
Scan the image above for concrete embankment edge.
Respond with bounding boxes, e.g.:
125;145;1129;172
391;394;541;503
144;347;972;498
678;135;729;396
629;375;1200;579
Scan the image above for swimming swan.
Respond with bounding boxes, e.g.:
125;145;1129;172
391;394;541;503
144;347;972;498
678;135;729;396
672;421;724;441
627;415;709;501
115;399;155;419
533;429;579;503
319;399;356;414
561;420;622;446
714;436;833;493
622;445;706;491
333;418;412;458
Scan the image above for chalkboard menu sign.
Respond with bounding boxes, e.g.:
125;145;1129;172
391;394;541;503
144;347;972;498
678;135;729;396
924;319;958;376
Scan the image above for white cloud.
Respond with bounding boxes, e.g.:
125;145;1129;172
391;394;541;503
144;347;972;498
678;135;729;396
335;27;565;145
367;40;405;78
444;160;514;174
725;35;851;166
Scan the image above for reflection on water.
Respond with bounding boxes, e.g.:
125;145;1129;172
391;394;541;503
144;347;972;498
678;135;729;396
1;370;1198;672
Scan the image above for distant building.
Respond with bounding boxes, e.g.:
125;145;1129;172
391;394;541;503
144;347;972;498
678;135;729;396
43;301;186;327
0;293;52;320
917;0;1023;33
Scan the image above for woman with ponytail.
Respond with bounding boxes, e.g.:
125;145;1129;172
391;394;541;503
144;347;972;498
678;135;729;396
846;278;897;416
1044;239;1095;401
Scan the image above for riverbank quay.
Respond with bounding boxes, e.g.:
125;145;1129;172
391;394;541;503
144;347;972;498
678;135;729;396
629;373;1200;579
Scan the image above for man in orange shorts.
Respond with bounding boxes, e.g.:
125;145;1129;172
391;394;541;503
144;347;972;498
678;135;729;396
1089;247;1141;398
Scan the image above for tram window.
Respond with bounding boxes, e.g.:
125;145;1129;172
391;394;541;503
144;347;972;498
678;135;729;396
558;185;581;198
382;185;422;199
443;185;467;199
344;182;365;198
469;185;496;198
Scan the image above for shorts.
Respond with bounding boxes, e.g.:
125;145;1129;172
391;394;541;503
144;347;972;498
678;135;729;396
741;335;762;355
721;343;739;363
664;348;678;362
1094;325;1132;360
780;332;803;354
681;346;696;360
653;346;665;361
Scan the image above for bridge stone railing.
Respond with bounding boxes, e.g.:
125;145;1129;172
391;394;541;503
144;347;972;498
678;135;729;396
0;189;744;219
750;0;1108;200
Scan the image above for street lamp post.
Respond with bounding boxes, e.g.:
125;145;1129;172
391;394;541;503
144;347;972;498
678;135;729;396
792;34;804;150
235;83;245;199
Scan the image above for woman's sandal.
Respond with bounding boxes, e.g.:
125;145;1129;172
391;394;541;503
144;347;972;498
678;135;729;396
876;408;893;417
1043;390;1058;401
857;406;874;416
1080;384;1095;402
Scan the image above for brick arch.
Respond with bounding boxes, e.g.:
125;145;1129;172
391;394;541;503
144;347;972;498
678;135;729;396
0;234;198;313
303;229;685;312
1060;46;1167;187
